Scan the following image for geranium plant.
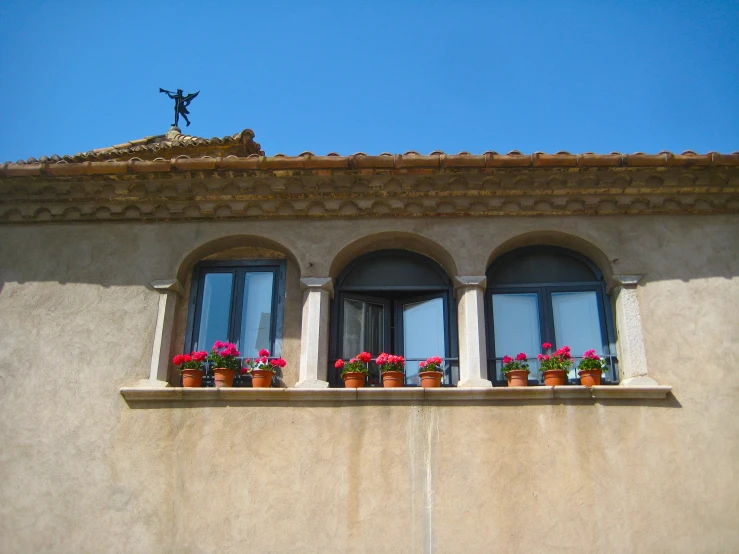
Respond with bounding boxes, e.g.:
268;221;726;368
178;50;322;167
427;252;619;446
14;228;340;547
501;352;530;375
537;342;574;373
418;356;444;373
206;341;242;371
578;349;608;373
375;352;405;373
335;351;372;377
242;349;287;375
172;350;208;372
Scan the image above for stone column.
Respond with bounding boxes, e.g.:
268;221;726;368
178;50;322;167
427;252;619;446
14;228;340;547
455;276;493;388
296;278;333;388
611;274;657;386
141;279;184;387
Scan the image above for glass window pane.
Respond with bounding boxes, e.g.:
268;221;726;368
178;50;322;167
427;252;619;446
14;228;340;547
552;291;603;379
197;272;233;352
240;272;274;357
492;294;541;380
403;297;445;386
342;299;384;358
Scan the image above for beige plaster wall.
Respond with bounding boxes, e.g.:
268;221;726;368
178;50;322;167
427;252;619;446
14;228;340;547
1;215;738;553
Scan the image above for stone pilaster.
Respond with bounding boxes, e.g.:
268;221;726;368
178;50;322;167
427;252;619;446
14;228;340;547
454;276;492;388
296;278;333;388
611;274;657;386
140;279;184;387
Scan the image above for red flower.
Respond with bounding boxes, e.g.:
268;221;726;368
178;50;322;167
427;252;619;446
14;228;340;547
172;354;184;365
334;359;344;369
537;354;544;361
182;355;192;363
543;355;550;361
376;353;389;365
502;355;513;364
427;356;443;365
191;351;208;362
213;341;224;349
357;352;372;363
542;342;552;349
516;352;527;361
419;361;427;368
272;358;287;368
240;368;248;375
258;349;270;357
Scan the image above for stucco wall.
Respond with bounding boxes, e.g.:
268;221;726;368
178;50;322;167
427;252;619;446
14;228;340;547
1;215;738;553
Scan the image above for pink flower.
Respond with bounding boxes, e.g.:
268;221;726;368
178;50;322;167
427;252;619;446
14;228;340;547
419;361;427;368
542;342;552;349
502;355;514;364
191;351;208;362
357;352;372;363
334;359;344;369
376;353;388;365
213;341;224;349
272;358;287;368
543;355;550;361
427;356;443;365
240;368;248;375
537;354;543;361
349;358;357;364
516;352;527;361
258;349;270;357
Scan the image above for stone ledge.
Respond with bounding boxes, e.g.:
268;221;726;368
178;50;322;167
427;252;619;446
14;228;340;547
120;385;672;403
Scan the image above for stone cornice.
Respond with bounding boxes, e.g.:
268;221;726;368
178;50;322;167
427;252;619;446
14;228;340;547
1;166;738;223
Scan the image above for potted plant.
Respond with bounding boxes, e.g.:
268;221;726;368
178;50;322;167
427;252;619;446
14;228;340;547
207;341;241;387
537;342;573;386
335;351;371;388
501;352;530;387
242;349;286;388
376;353;405;388
418;356;444;388
173;350;208;387
578;349;607;387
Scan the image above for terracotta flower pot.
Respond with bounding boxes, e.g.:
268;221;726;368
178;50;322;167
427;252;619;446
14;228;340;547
181;369;204;388
213;367;236;388
506;370;529;387
251;369;274;388
342;372;366;388
542;369;566;387
381;370;405;388
579;369;602;387
419;371;443;388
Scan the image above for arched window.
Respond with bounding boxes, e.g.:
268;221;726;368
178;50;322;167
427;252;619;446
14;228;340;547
486;246;617;385
329;250;457;386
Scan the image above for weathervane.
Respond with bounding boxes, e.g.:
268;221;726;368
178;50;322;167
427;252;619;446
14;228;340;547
159;88;199;128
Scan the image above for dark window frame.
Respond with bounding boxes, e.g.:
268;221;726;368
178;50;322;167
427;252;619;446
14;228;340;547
485;246;618;386
185;259;287;357
329;250;458;387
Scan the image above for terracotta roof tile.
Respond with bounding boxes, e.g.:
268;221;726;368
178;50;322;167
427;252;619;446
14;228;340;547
3;127;738;179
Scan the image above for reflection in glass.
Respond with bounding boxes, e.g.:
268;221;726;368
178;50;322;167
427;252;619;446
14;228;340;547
552;291;603;379
403;297;445;385
197;273;233;352
492;293;541;380
342;299;384;357
240;272;274;357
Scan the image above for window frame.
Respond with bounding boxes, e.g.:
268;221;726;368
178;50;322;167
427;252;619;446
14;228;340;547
184;259;287;357
485;247;618;386
329;250;458;387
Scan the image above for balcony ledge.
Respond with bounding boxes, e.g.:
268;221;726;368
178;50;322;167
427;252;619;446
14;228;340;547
120;384;672;403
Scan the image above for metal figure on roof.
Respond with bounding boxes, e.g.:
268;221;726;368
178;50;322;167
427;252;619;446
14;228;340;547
159;88;199;128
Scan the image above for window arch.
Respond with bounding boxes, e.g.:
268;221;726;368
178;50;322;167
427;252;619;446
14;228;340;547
329;250;458;387
486;246;617;385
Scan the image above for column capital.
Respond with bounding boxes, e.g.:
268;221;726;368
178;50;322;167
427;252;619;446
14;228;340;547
609;274;644;292
149;279;184;296
454;276;486;298
300;277;334;297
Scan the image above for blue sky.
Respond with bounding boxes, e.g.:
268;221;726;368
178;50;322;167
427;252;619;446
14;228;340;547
1;0;737;161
